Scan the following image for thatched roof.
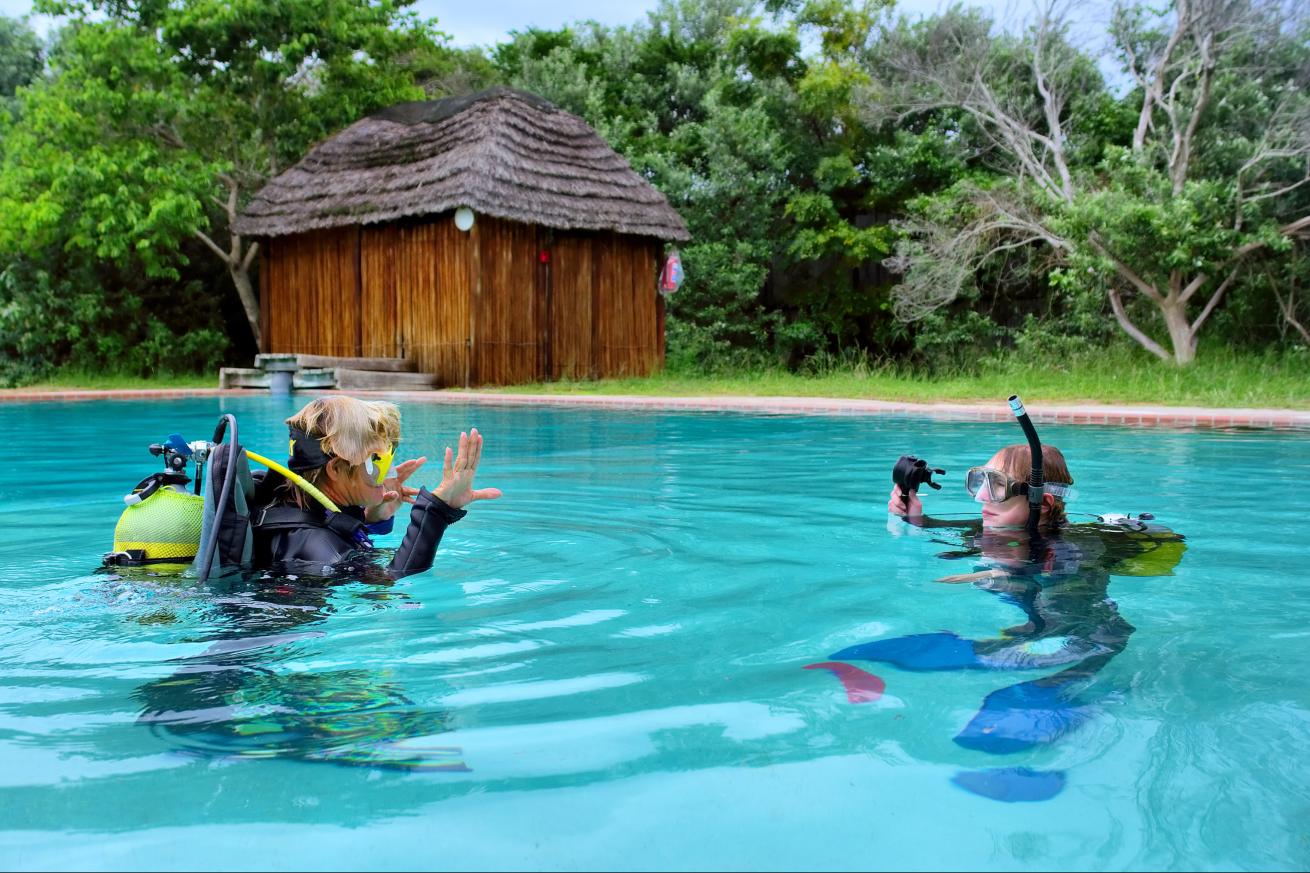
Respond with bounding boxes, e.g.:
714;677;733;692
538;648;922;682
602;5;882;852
234;87;690;242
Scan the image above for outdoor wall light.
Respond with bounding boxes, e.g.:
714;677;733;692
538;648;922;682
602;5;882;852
454;207;475;232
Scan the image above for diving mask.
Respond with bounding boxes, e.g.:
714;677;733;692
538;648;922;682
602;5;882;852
289;427;394;485
364;445;395;486
966;467;1072;504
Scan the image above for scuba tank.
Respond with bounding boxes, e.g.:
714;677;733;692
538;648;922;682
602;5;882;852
104;417;254;578
104;434;208;571
104;414;344;580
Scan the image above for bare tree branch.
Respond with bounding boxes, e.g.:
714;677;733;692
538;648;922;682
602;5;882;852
1188;264;1241;336
1089;235;1166;305
1109;288;1171;360
1275;288;1310;344
241;239;260;272
194;229;231;264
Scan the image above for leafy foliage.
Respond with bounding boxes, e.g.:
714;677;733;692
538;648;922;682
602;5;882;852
0;0;1305;385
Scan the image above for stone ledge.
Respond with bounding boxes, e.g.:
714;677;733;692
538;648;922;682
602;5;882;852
2;387;1308;430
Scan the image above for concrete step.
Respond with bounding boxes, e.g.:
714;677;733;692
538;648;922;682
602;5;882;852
334;368;440;391
220;367;338;389
219;367;266;389
294;368;338;389
287;354;417;372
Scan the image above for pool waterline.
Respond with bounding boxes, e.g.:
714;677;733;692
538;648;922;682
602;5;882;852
2;387;1308;430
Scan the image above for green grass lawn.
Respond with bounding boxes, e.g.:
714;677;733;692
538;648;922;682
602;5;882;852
10;348;1308;410
492;348;1310;410
16;370;218;391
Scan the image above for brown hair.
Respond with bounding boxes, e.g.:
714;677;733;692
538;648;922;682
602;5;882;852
278;396;401;509
991;443;1073;528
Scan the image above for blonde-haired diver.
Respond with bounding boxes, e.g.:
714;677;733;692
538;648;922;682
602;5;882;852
251;396;500;578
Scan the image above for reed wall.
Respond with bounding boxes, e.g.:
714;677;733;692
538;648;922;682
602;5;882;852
261;213;664;385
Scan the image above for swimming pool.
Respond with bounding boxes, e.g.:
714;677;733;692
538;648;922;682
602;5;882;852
1;396;1307;871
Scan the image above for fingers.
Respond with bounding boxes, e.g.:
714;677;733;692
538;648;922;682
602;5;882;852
442;445;454;479
469;487;502;502
449;429;484;473
454;430;470;471
393;457;426;484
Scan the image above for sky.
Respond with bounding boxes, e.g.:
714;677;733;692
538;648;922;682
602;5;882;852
1;0;1121;85
0;0;1030;46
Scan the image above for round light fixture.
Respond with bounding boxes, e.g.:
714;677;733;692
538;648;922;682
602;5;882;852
454;207;475;232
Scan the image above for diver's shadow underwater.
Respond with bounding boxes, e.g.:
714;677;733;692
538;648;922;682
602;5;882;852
131;570;469;771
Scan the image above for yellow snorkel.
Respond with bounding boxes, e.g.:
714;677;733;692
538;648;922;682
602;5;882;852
243;449;341;513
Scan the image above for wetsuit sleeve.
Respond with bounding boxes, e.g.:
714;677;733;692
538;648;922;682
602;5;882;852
365;516;395;536
387;488;467;580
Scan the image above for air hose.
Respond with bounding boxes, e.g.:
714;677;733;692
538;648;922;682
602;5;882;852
196;413;239;583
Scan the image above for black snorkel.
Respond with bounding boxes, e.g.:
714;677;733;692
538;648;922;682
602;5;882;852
1008;394;1044;535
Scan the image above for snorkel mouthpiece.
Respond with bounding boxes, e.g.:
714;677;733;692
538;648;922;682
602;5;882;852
1008;394;1044;533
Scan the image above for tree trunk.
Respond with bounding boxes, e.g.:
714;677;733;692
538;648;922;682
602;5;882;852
230;262;261;351
1161;299;1196;365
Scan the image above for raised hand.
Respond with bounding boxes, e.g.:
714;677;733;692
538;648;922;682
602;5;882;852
888;485;924;518
366;456;427;524
433;428;502;510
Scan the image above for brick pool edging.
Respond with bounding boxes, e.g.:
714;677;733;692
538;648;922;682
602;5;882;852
3;387;1308;430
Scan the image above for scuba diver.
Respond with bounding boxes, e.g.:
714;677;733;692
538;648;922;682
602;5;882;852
807;397;1185;800
251;396;500;579
106;395;501;581
103;396;500;769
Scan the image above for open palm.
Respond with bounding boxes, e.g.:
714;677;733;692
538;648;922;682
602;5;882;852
433;428;502;510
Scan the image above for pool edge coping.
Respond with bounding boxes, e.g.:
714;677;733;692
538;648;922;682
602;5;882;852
3;387;1308;430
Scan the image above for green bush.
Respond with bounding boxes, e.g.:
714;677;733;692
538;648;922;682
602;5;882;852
910;309;1008;374
0;259;227;386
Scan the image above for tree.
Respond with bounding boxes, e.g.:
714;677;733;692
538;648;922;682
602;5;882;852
498;0;948;367
879;0;1310;364
5;0;446;349
0;15;43;103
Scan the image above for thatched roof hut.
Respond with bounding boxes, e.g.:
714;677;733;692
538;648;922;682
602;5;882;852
235;87;689;241
237;88;690;386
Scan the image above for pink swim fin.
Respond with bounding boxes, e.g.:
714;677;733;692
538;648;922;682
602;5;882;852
803;661;886;703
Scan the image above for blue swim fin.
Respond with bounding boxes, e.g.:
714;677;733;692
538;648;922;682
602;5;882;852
951;767;1066;802
830;632;985;671
953;679;1095;754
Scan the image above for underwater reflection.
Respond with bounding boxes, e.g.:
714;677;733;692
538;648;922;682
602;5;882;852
130;570;467;771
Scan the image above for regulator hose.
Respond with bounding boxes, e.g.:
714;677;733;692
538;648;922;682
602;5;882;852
243;449;340;514
196;413;238;583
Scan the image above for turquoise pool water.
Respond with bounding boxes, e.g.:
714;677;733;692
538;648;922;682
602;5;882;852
1;396;1308;871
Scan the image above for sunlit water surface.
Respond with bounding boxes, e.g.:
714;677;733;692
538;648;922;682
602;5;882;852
1;397;1308;871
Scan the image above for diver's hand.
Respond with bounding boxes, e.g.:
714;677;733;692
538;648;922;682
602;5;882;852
433;428;502;510
935;569;1007;585
935;570;992;584
888;485;924;518
366;456;427;523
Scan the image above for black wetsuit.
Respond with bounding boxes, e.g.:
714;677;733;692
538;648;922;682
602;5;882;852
251;481;466;580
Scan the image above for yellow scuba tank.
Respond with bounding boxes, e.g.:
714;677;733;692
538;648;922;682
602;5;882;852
109;482;205;571
104;433;206;573
1097;513;1186;577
